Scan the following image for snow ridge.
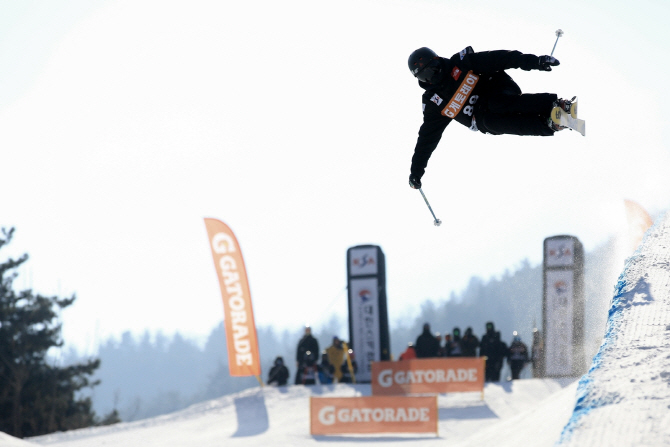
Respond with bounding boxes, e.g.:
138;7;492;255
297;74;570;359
556;212;670;446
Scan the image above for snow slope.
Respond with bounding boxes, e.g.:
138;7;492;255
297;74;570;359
22;379;573;447
557;211;670;446
0;433;34;447
2;211;668;446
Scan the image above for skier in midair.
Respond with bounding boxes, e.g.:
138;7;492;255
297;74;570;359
407;46;575;190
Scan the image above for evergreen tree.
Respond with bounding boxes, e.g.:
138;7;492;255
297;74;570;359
0;228;101;438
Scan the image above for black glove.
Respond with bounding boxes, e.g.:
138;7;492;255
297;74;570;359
409;174;422;189
538;55;560;71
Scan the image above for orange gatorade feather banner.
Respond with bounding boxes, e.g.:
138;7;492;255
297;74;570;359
204;218;261;377
371;357;485;395
624;199;653;254
310;396;438;435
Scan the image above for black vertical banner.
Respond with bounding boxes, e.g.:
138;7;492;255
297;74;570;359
347;245;391;383
542;235;585;377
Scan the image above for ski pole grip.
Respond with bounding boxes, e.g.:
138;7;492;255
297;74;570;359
551;29;563;57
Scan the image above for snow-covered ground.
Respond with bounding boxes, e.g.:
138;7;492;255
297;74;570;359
2;212;668;447
21;379;574;447
556;211;670;446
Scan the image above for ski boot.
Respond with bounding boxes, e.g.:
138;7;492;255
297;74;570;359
548;96;578;131
555;96;577;118
548;96;586;136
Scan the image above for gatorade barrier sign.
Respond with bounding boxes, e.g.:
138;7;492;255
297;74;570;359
310;396;438;435
371;357;485;395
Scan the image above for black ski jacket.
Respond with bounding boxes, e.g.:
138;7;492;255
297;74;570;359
268;364;289;386
411;48;544;180
415;329;440;358
296;335;319;365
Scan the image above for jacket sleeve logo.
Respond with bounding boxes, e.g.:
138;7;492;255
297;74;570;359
429;94;443;106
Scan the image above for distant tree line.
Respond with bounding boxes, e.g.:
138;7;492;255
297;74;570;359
2;223;621;432
391;236;618;368
77;236;619;423
76;317;344;422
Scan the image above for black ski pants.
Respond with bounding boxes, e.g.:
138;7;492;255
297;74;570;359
475;73;557;136
510;360;525;380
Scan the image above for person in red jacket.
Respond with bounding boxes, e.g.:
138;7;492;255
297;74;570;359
399;342;417;360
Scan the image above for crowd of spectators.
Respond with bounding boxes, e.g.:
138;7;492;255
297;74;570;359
268;322;540;386
267;325;358;387
402;321;534;381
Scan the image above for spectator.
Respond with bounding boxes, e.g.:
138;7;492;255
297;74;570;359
443;334;452;357
489;331;509;382
415;323;440;358
461;327;480;357
399;342;417;360
448;327;463;356
479;321;497;381
295;325;319;384
326;336;345;382
508;331;529;380
531;328;544;378
436;333;447;357
318;352;335;384
339;349;358;383
267;356;289;386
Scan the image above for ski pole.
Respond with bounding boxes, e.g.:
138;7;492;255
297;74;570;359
551;29;564;57
419;188;442;227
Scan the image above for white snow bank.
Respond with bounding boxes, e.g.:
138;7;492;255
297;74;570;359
557;211;670;446
22;379;573;447
454;380;578;447
0;432;35;447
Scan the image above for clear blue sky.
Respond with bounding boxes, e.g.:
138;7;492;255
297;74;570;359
1;0;669;353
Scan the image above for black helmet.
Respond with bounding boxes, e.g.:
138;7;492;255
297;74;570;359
408;47;441;83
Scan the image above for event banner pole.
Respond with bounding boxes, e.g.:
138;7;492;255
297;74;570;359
204;218;261;378
542;235;585;377
346;245;391;383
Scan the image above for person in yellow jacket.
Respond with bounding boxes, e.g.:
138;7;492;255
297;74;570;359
325;336;345;382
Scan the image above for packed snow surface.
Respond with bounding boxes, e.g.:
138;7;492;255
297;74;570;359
22;379;574;447
2;211;668;446
557;211;670;446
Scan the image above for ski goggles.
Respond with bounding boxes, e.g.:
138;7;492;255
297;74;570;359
414;59;441;83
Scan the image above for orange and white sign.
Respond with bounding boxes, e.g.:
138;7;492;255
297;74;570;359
441;70;479;118
371;357;485;395
310;396;438;435
204;218;260;377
